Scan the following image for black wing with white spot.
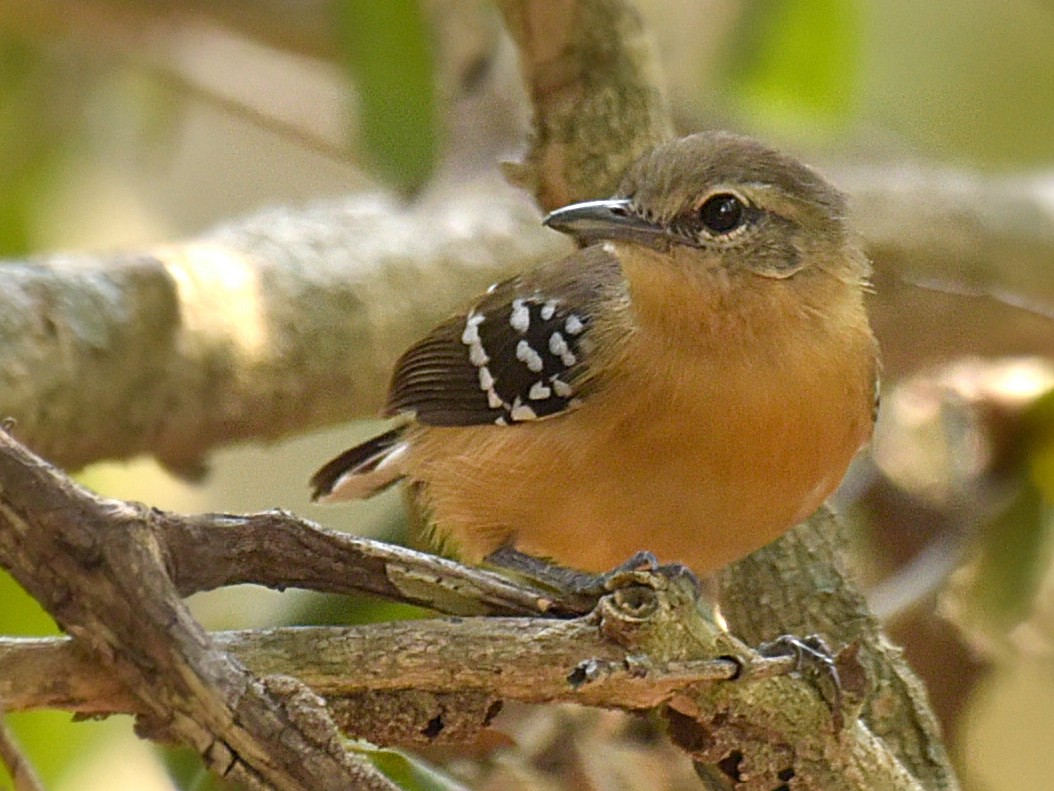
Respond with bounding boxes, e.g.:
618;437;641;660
385;245;621;427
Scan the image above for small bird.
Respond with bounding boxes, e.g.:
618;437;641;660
311;131;878;580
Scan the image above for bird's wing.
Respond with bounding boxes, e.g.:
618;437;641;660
386;244;623;426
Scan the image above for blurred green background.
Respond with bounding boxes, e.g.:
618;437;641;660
1;0;1053;788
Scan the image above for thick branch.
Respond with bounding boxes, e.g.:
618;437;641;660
0;165;1051;476
719;509;960;791
497;0;673;209
0;428;397;791
0;622;745;718
0;178;569;475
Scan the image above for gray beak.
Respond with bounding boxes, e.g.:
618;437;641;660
543;198;667;247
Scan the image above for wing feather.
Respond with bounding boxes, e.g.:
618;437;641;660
385;245;622;427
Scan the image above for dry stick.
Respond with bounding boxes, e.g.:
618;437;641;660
153;509;585;618
0;428;397;791
0;712;45;791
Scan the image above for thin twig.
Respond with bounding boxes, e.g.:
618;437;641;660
0;712;45;791
155;509;588;617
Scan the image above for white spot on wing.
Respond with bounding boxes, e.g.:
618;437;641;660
510;397;538;421
541;300;557;320
463;311;489;366
469;342;489;367
528;381;551;400
565;314;584;335
516;339;544;373
549;332;568;356
551;377;573;397
461;316;481;345
478;366;507;409
510;299;530;333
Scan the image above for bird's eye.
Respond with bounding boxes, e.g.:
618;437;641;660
698;193;746;235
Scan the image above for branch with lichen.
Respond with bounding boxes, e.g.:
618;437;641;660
0;425;937;790
1;169;1051;477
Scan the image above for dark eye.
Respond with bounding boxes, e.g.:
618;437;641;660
698;193;746;235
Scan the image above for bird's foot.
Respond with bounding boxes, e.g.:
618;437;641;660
484;547;700;610
592;551;701;597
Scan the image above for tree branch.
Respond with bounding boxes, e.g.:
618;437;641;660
0;623;747;719
719;510;960;790
0;167;1051;477
0;178;568;476
154;507;583;617
0;424;951;789
0;427;398;791
497;0;673;210
0;712;44;791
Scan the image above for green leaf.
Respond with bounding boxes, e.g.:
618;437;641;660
336;0;439;193
1023;389;1054;504
724;0;861;128
160;745;231;791
967;483;1053;631
0;37;77;255
348;742;470;791
942;388;1054;651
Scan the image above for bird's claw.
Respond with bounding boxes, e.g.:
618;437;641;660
484;546;701;607
574;552;702;598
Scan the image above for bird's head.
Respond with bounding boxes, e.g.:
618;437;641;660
544;131;869;287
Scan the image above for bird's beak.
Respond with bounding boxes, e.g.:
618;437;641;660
543;198;668;247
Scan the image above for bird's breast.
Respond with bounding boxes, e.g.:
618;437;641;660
405;321;873;576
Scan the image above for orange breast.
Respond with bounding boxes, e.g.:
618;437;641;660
402;320;874;576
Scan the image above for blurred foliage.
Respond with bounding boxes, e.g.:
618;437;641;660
957;484;1053;642
0;38;77;254
723;0;860;131
0;572;101;787
162;746;232;791
335;0;439;193
947;388;1054;652
1027;390;1054;503
293;591;428;627
862;0;1054;166
349;742;470;791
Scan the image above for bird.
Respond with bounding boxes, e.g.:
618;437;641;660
310;131;878;582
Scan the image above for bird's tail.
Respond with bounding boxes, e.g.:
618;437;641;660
310;427;408;502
